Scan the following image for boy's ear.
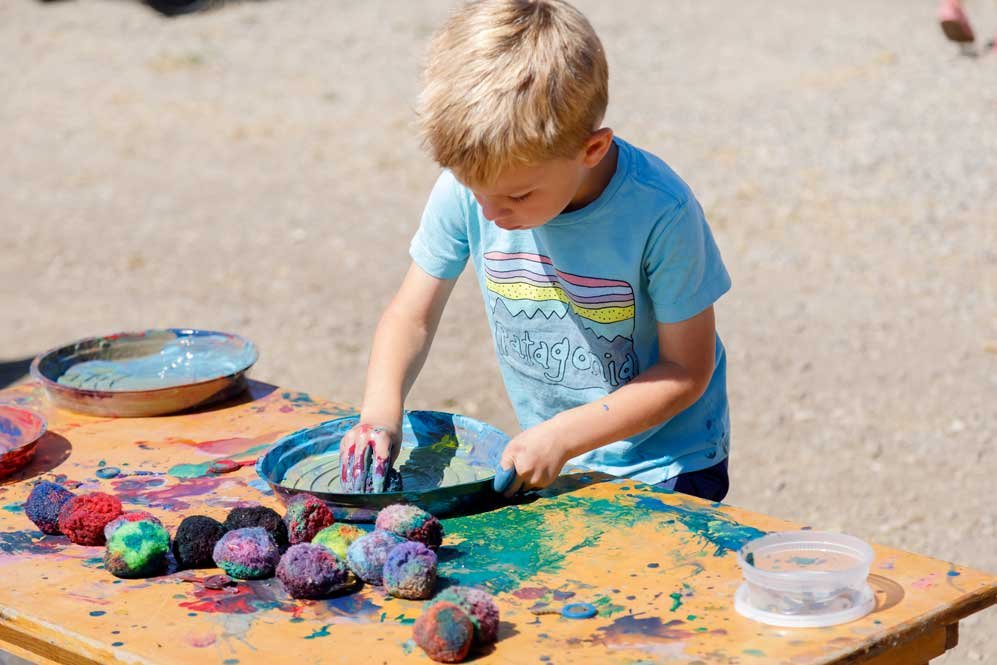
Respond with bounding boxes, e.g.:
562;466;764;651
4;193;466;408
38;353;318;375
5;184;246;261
581;128;614;167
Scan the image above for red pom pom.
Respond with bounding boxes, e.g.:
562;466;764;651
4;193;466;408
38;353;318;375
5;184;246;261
413;602;474;663
58;493;123;545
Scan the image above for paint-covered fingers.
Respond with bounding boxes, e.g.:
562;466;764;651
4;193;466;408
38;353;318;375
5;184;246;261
497;427;566;496
339;426;374;493
340;424;401;494
364;426;400;493
504;472;526;498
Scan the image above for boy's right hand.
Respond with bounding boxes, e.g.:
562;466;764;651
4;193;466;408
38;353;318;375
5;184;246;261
339;423;401;494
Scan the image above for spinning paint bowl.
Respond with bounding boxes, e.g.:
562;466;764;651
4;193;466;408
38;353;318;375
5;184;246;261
31;329;258;417
0;406;46;479
257;412;509;522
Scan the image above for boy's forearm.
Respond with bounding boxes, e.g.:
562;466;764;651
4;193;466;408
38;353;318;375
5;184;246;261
357;264;457;428
359;305;437;426
548;360;712;462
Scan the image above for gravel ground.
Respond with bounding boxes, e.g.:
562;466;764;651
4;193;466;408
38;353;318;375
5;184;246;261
1;1;995;662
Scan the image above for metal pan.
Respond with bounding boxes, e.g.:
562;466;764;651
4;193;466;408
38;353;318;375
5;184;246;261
256;411;509;522
0;405;47;479
31;329;258;417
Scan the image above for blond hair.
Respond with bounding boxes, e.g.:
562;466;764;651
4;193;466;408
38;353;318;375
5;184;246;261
418;0;609;185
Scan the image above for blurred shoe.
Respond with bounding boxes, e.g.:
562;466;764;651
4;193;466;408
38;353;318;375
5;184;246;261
938;0;975;43
145;0;210;17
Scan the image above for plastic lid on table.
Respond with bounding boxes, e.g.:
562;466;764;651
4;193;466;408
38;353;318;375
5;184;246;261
734;530;876;628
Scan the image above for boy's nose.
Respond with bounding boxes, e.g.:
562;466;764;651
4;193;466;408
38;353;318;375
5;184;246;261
481;202;512;222
476;196;510;222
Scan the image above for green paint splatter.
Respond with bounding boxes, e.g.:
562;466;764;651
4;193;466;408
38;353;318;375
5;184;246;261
743;649;765;657
393;614;416;625
2;504;24;513
593;595;625;617
442;493;654;593
686;614;697;621
669;592;683;611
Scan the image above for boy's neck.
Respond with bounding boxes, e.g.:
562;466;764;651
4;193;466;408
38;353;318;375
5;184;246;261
564;140;619;213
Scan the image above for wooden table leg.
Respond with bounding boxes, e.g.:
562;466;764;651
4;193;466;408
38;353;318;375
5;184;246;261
858;624;950;664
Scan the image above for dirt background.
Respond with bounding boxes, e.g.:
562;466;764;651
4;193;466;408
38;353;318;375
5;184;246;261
1;1;994;662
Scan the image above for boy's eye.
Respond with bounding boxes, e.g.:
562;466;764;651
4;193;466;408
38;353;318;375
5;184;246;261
509;192;532;202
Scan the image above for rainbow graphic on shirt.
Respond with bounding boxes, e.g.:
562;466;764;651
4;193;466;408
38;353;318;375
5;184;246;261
483;252;635;325
483;251;639;391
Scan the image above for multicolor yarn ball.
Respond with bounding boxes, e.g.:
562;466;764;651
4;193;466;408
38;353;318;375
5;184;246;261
173;515;227;570
223;505;289;549
104;520;171;579
57;492;123;546
375;504;443;550
345;529;404;585
103;511;162;541
383;541;437;600
283;494;334;545
212;527;280;580
432;586;500;645
276;543;351;599
312;523;366;560
25;481;75;535
413;601;474;663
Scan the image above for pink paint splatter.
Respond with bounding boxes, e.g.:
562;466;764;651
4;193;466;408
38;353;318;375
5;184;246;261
186;633;217;648
513;587;548;600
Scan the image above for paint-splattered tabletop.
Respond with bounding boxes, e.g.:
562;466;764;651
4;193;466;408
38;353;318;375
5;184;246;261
0;381;994;665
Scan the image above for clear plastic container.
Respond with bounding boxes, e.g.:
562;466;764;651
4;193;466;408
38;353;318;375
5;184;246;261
734;530;876;627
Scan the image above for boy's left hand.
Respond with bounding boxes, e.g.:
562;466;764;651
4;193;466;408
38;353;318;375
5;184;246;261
498;420;570;496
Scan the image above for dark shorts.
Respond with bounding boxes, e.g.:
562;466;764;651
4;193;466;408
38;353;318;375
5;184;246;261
654;458;729;502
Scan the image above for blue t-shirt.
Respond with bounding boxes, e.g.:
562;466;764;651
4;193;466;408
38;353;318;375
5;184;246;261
409;137;732;484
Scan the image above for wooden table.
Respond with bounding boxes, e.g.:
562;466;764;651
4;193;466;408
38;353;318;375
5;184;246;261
0;381;993;665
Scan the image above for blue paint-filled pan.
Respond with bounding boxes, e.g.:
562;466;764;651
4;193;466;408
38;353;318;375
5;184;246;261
256;411;509;522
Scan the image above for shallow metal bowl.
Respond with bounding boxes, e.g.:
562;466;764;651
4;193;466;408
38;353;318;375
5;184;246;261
256;411;509;522
0;405;47;479
31;328;257;417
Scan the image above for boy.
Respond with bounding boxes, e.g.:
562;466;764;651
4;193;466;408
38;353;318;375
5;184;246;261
340;0;732;502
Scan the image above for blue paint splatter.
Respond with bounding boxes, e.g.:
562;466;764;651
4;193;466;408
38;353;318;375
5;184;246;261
89;611;106;617
304;625;331;639
281;391;315;405
0;418;22;439
2;504;24;513
947;570;961;577
633;495;766;556
96;467;121;479
111;642;124;647
0;530;65;556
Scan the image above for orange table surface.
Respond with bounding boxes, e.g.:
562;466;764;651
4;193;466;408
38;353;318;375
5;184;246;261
0;380;993;665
